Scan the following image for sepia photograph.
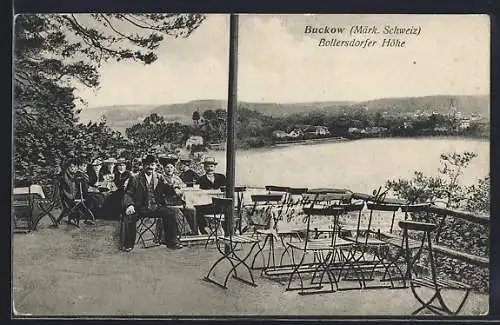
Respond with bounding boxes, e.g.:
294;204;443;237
12;13;490;317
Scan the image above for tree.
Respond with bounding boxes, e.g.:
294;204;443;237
14;13;205;184
199;109;226;144
386;151;484;210
143;113;164;125
464;175;490;213
126;114;189;151
192;110;200;126
15;14;205;83
73;121;132;160
202;109;217;122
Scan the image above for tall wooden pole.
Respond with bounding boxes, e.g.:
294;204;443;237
225;14;238;236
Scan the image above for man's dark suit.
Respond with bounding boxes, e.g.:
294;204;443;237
121;171;180;249
198;173;226;190
86;165;99;186
180;169;199;185
114;170;131;190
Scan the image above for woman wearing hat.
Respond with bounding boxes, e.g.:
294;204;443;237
198;157;226;190
99;157;117;181
99;157;118;192
85;158;108;219
161;163;194;236
87;158;102;187
97;157;132;221
157;152;180;176
56;157;95;226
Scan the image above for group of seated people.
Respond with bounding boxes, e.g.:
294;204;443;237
57;152;227;251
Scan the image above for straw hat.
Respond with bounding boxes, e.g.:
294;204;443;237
103;158;117;164
91;158;102;166
203;157;218;165
179;155;192;163
158;153;178;165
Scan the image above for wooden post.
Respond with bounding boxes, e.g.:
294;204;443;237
225;14;238;237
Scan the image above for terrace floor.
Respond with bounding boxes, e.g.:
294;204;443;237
12;219;489;317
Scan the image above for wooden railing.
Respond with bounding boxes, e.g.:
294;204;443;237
351;193;490;270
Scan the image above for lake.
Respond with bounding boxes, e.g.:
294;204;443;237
210;137;490;194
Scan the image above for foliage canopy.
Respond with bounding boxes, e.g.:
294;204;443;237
14;13;205;185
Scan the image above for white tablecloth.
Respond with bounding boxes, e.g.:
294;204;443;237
183;188;224;206
13;185;46;199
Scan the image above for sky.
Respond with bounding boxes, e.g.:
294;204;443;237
73;14;490;112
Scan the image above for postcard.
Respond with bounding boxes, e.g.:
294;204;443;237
12;13;490;317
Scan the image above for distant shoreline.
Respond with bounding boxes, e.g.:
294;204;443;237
225;134;490;152
271;136;350;148
268;134;489;149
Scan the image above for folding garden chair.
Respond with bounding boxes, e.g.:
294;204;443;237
239;193;288;269
56;181;96;227
261;190;355;294
282;203;358;295
279;187;308;220
31;179;61;230
373;203;432;285
245;193;285;236
203;197;261;289
339;197;406;290
399;220;472;315
220;186;247;234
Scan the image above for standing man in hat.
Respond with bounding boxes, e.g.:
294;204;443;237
122;154;183;251
198;157;226;190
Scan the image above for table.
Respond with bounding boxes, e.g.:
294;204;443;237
183;188;224;207
12;185;47;231
13;185;46;199
177;188;221;237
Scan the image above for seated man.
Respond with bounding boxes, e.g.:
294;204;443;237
178;157;200;186
198;157;226;190
122;154;183;251
196;157;227;234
